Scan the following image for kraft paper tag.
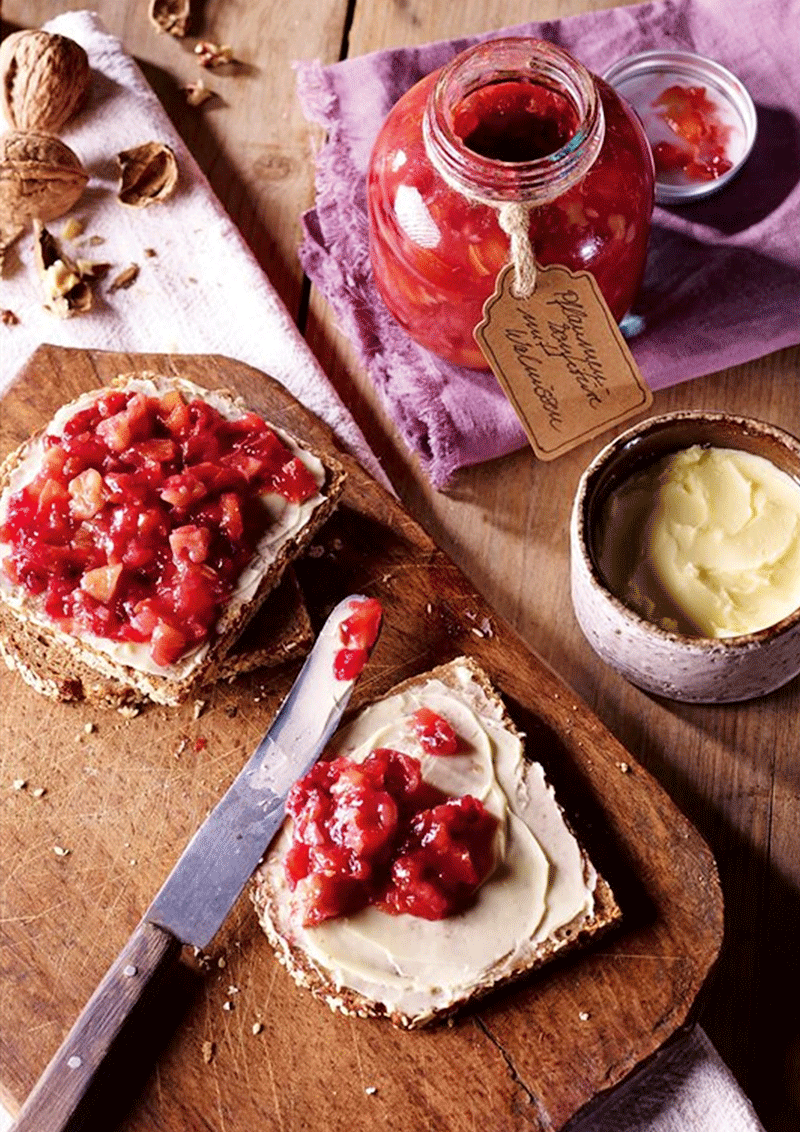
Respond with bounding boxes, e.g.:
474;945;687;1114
474;263;653;461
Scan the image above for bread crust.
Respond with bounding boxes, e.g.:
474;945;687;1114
0;374;344;706
251;656;621;1029
0;566;315;707
214;568;313;683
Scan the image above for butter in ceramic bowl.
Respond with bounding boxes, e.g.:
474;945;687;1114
595;444;800;639
570;412;800;703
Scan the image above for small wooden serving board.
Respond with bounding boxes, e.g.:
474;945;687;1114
0;347;723;1132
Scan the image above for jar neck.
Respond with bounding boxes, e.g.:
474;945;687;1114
423;37;605;207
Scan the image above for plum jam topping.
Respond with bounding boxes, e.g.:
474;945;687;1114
333;596;382;681
412;706;461;754
453;80;580;163
651;84;733;181
285;742;498;927
0;387;320;667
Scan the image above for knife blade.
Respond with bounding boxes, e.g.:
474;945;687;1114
11;593;382;1132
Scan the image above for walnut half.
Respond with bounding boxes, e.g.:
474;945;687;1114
117;142;178;207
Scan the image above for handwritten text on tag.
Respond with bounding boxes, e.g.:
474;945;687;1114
474;263;652;461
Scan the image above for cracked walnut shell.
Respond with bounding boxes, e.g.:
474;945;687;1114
148;0;192;37
33;221;94;318
0;131;89;229
117;142;178;207
1;29;91;134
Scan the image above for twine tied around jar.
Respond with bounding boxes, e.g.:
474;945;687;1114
498;202;537;299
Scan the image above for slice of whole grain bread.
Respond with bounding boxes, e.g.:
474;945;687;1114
251;656;621;1029
0;567;315;707
0;374;345;707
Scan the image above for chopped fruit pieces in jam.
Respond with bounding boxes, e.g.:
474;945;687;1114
412;706;461;754
285;745;497;926
367;61;655;367
651;85;733;181
453;80;579;162
382;795;497;919
0;388;320;666
333;596;382;681
333;649;368;681
339;597;383;649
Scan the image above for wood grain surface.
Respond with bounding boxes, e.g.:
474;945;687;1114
2;2;799;1131
10;921;182;1132
0;346;722;1132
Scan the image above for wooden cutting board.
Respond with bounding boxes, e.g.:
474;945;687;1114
0;346;723;1132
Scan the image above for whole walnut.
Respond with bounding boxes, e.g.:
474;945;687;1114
0;131;89;229
1;29;91;134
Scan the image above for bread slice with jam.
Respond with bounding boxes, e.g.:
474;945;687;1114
0;566;315;707
0;374;345;707
251;656;621;1029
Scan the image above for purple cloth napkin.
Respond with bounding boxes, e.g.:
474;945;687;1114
297;0;800;487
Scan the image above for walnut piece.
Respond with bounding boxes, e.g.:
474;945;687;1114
0;29;90;134
108;263;140;292
148;0;191;37
194;41;234;69
1;221;25;276
184;79;215;107
0;131;88;233
117;142;178;207
34;221;94;318
61;216;84;240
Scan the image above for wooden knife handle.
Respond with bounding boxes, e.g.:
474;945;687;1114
11;920;182;1132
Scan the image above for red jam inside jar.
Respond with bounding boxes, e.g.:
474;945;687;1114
0;387;320;667
453;81;580;162
285;743;498;927
367;37;655;369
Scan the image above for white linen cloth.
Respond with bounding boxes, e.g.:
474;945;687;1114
0;10;385;487
568;1026;765;1131
0;12;765;1132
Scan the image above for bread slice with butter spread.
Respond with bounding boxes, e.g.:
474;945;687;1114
0;374;344;707
0;566;314;708
251;656;621;1029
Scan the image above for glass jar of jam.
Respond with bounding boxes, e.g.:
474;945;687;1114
367;38;655;369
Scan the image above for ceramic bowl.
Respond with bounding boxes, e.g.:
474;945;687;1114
570;411;800;703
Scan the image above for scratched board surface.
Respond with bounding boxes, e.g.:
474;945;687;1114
0;347;723;1132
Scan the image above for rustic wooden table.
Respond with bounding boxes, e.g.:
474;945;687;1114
2;3;798;1131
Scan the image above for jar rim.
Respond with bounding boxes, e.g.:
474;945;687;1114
423;36;606;205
